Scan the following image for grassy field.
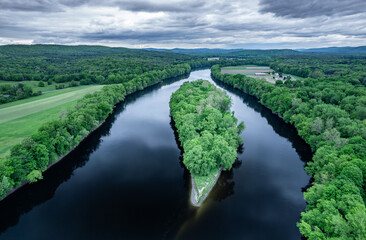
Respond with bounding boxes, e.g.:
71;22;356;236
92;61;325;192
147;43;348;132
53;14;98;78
0;85;104;158
0;80;60;92
290;75;306;81
221;65;271;70
221;66;306;81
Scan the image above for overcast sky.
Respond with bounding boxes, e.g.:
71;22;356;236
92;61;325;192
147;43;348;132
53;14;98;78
0;0;365;49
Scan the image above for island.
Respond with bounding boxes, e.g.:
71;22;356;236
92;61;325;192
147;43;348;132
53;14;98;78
170;80;244;206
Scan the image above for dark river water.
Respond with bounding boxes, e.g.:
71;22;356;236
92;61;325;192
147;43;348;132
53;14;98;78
0;70;311;240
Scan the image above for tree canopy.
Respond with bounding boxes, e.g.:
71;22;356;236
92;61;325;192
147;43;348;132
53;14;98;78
170;80;244;176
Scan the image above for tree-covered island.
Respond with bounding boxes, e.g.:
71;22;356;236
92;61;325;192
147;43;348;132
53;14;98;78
170;80;244;206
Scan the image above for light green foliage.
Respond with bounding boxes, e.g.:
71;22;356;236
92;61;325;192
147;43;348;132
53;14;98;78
170;80;244;176
26;170;43;183
0;176;12;198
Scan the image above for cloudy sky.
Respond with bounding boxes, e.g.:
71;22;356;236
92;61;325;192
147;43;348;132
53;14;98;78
1;0;366;49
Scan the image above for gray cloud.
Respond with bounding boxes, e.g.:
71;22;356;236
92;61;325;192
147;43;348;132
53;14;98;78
115;0;206;12
0;0;61;12
0;0;208;13
0;0;365;48
259;0;366;18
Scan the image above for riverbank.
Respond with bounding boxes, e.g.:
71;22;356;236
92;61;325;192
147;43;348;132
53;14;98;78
0;67;193;202
211;64;366;239
191;167;222;206
0;69;311;239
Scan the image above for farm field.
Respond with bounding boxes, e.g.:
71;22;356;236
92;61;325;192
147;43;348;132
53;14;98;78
0;85;104;158
221;65;276;83
221;65;303;83
221;65;273;75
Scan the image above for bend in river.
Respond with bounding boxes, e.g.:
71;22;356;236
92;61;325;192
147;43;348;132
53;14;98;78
0;69;311;240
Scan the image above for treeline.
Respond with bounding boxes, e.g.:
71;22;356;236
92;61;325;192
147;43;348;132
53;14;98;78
217;55;366;86
269;57;366;85
0;63;191;199
170;80;244;176
211;65;366;239
0;45;217;104
0;45;193;84
0;84;41;104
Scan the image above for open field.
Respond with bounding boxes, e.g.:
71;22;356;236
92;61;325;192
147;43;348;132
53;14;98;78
221;65;305;83
221;65;275;83
221;69;274;74
222;65;271;70
0;85;103;158
221;65;273;75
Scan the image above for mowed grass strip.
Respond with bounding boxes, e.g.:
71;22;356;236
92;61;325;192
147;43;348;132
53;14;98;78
0;85;104;158
0;85;103;123
0;85;102;110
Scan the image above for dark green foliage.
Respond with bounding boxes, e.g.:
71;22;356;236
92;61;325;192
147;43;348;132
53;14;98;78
211;64;366;239
0;83;40;103
38;81;45;87
0;45;213;104
170;80;244;176
0;63;192;198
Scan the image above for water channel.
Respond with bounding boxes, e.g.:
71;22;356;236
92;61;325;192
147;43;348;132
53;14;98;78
0;69;312;240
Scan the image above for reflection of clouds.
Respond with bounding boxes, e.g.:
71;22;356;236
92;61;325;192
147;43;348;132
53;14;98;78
210;69;311;213
0;70;311;239
210;169;236;203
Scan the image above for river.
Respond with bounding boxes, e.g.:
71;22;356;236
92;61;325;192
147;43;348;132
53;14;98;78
0;69;311;240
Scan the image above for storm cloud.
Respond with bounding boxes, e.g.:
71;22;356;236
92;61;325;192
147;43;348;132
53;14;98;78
0;0;365;48
259;0;366;18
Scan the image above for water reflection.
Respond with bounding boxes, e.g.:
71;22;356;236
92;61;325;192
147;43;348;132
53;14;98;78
0;70;311;240
0;105;118;233
0;73;190;234
212;78;312;163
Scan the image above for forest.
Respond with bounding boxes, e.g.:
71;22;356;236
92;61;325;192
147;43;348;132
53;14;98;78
0;45;213;103
0;60;192;199
211;62;366;239
170;80;244;176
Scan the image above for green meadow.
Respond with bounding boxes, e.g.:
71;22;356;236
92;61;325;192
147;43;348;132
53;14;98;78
0;85;103;158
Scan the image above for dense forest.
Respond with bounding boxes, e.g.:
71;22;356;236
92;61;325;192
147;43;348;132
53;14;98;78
0;61;192;199
211;64;366;239
170;80;244;176
0;45;213;103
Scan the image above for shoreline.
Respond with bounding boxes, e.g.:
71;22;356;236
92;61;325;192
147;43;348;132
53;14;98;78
190;168;222;207
0;70;193;202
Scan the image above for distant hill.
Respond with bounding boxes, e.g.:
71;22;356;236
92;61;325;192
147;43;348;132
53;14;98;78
144;48;241;55
225;49;301;57
144;48;304;57
0;44;190;60
297;46;366;54
145;46;366;57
